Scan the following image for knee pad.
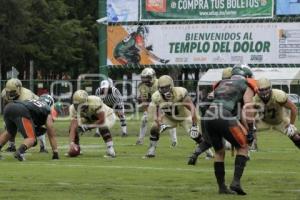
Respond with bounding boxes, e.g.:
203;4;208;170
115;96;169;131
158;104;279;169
99;128;112;141
150;126;159;141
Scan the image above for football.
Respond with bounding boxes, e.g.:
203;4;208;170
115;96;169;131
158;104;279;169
68;144;80;157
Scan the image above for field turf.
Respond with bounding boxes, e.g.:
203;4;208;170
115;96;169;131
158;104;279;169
0;118;299;200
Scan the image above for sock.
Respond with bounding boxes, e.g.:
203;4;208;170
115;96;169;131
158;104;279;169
121;125;127;134
106;141;113;148
149;140;158;147
38;135;46;148
18;144;28;154
169;128;177;143
139;121;147;139
214;162;226;189
232;155;248;186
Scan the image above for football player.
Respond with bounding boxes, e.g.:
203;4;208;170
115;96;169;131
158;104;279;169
188;67;233;165
113;25;169;65
95;78;127;137
144;75;213;158
254;77;300;149
136;68;177;146
202;67;256;195
0;94;59;161
188;65;258;165
68;90;116;157
1;78;48;153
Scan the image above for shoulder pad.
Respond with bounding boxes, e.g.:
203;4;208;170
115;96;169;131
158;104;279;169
88;96;103;109
18;88;37;101
151;91;161;104
173;87;188;101
272;89;287;104
152;79;158;90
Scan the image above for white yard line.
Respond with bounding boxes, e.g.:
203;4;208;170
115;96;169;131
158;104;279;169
0;161;297;175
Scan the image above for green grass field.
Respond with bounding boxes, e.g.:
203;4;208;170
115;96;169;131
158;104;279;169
0;118;299;200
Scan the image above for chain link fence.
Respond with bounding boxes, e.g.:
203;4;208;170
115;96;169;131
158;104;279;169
1;78;300;116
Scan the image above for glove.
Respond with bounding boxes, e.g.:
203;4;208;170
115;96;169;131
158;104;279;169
77;124;90;133
189;125;199;139
145;45;153;51
159;123;171;133
52;152;59;160
247;130;254;145
160;59;170;64
285;124;296;138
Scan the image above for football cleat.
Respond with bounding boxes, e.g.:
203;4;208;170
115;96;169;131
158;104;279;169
106;146;116;158
144;146;156;158
94;133;101;137
230;183;247;195
135;139;144;145
171;141;177;147
5;145;16;152
219;186;237;195
14;151;25;161
121;132;128;137
188;153;198;165
39;146;49;153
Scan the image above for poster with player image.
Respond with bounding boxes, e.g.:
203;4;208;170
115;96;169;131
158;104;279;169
107;23;300;65
276;0;300;15
107;0;139;22
107;25;170;65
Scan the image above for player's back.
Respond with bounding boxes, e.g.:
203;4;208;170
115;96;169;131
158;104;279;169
213;78;248;114
16;99;50;126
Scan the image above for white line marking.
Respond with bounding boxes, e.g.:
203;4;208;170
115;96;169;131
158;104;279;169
0;162;296;175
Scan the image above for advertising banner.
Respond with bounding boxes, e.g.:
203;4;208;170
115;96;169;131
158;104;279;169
107;23;300;65
276;0;300;15
140;0;273;21
107;0;139;22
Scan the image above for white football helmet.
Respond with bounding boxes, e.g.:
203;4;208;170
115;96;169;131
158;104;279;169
141;68;156;86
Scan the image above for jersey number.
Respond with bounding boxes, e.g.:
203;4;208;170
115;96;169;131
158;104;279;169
28;99;44;108
162;106;179;116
